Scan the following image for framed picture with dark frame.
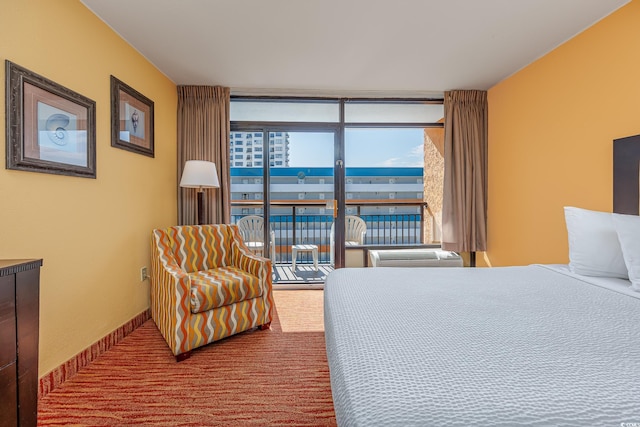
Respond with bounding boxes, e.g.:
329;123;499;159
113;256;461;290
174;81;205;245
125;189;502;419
5;60;96;178
110;76;154;157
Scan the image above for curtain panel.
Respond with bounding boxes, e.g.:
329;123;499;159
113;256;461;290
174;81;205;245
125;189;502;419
441;90;488;253
177;86;230;225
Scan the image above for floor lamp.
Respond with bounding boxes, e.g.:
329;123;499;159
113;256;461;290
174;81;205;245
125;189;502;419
179;160;220;225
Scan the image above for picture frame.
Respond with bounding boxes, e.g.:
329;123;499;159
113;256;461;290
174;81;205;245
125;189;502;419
5;60;96;178
110;76;154;157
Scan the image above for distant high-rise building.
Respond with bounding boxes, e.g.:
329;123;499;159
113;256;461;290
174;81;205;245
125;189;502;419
229;131;290;168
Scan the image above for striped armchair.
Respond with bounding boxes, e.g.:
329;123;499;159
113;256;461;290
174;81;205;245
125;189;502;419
150;224;273;361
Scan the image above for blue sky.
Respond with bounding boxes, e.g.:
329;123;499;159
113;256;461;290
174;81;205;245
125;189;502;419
288;129;425;168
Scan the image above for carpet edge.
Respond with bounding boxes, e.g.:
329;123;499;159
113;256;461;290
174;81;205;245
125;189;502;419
38;309;151;399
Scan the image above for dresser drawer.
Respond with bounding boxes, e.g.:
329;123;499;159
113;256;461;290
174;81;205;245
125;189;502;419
0;362;18;427
0;260;41;427
0;275;16;368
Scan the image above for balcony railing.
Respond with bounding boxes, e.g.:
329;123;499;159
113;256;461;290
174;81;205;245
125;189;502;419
231;200;428;265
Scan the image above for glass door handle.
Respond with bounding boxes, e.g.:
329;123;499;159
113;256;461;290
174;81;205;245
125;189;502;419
326;199;338;218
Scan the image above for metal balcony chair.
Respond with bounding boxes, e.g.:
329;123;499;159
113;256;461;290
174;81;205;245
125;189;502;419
330;215;367;266
236;215;275;263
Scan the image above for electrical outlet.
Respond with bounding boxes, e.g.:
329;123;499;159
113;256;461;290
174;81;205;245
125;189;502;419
140;266;148;281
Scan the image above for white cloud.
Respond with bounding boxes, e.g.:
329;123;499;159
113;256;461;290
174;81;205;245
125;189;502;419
380;156;423;167
409;144;423;157
377;144;424;167
377;144;424;168
381;157;402;167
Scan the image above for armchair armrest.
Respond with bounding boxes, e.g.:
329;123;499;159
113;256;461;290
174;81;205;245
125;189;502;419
228;225;270;274
150;230;192;356
228;225;273;325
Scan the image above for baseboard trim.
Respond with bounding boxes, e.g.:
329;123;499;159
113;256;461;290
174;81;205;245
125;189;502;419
38;309;151;399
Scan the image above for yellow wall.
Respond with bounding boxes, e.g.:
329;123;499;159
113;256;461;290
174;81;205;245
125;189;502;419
0;1;177;375
487;0;640;266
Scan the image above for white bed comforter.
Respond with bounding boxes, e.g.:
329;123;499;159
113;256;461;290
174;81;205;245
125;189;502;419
324;265;640;427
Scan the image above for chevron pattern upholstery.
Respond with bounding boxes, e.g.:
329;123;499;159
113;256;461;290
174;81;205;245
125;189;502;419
150;224;273;359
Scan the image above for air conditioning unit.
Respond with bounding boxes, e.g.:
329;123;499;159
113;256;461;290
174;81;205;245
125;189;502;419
369;249;463;268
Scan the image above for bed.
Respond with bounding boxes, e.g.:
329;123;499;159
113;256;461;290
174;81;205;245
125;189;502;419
324;136;640;426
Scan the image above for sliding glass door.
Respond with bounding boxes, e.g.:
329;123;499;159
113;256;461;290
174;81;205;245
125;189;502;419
230;97;445;284
230;128;339;284
269;131;336;283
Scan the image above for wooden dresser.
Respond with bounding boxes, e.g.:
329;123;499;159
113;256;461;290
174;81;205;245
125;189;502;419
0;259;42;427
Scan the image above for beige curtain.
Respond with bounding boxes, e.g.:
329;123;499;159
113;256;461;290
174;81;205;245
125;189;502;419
441;90;488;253
177;86;231;225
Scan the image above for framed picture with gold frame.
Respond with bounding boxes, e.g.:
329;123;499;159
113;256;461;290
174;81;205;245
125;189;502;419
5;60;96;178
110;76;154;157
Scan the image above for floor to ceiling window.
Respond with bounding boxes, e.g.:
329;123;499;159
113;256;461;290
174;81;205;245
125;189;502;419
230;98;443;284
345;128;426;245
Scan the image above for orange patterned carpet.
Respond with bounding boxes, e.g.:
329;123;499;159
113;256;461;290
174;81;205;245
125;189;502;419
37;290;336;426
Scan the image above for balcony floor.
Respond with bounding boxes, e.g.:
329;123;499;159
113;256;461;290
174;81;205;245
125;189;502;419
273;263;333;284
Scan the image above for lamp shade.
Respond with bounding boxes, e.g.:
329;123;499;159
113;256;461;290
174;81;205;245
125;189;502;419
179;160;220;189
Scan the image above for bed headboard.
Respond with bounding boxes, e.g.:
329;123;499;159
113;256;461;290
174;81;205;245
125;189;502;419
613;134;640;215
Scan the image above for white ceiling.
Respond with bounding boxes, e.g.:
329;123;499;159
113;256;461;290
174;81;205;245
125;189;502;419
81;0;629;97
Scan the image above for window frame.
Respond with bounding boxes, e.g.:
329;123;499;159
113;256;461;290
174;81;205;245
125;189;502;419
230;96;444;268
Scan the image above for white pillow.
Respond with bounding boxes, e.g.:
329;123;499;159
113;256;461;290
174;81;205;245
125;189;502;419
612;213;640;290
564;207;628;279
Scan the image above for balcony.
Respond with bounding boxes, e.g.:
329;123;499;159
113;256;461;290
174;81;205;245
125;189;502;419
232;200;432;283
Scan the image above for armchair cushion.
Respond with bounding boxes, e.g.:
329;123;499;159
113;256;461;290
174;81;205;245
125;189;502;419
189;266;262;313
